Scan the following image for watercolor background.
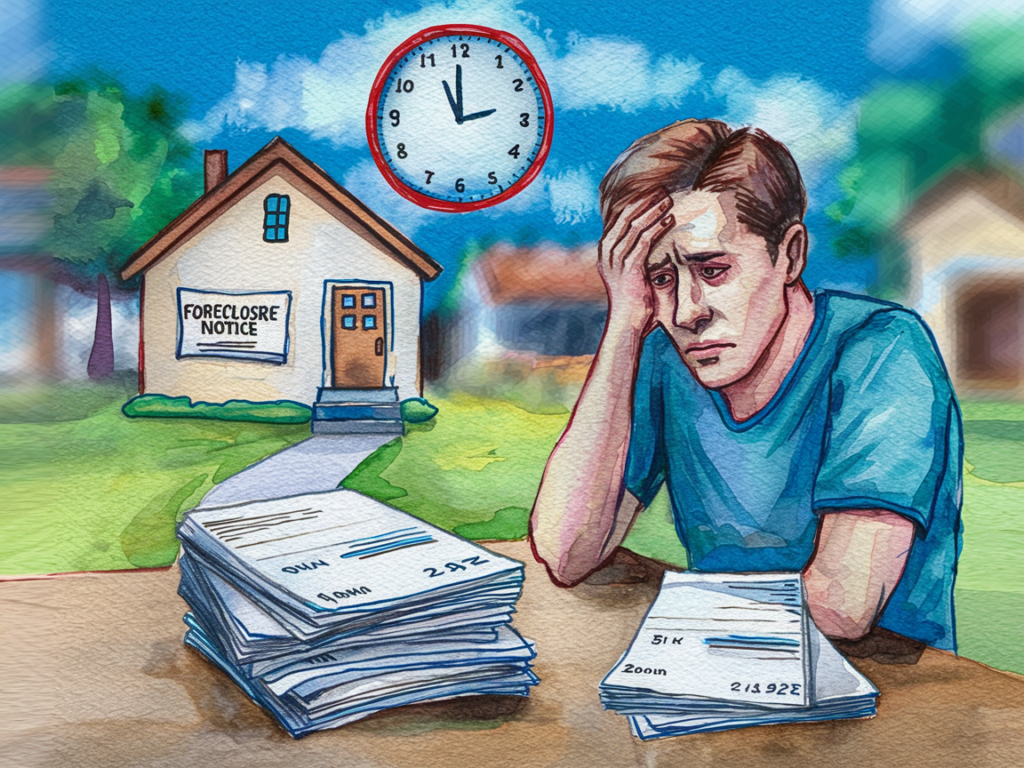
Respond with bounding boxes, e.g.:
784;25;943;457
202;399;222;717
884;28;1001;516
1;0;1022;697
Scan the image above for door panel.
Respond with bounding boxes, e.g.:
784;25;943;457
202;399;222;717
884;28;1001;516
332;286;386;387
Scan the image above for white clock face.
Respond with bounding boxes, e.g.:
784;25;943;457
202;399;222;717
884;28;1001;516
375;34;548;207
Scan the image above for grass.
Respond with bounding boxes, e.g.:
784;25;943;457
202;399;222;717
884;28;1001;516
1;379;1021;675
343;392;1024;676
0;376;310;573
343;392;567;540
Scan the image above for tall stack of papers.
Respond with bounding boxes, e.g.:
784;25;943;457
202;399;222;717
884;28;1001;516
176;489;538;737
599;572;878;739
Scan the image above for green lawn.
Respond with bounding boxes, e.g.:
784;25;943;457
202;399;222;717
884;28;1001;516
1;380;1021;676
0;377;310;574
344;393;1024;676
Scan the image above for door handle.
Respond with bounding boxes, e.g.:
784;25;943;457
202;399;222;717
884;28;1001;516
375;337;384;356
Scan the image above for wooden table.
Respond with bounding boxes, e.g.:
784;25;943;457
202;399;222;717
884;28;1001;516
2;541;1023;768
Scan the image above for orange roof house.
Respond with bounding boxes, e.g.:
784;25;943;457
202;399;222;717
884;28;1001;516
433;243;608;374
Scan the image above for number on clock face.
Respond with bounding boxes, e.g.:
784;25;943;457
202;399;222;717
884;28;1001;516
373;33;548;208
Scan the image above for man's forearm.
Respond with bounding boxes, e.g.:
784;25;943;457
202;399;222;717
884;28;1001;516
530;320;646;585
803;508;915;640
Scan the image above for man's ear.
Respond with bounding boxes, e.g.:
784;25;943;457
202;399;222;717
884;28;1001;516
778;222;808;284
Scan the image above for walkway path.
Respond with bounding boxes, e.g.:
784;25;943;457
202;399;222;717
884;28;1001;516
197;433;394;509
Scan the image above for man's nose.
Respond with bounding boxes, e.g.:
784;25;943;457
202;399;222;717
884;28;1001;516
674;279;712;334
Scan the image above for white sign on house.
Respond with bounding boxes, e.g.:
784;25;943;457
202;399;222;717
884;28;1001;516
176;288;292;364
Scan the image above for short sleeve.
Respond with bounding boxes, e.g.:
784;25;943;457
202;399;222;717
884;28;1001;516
813;310;956;531
624;333;668;508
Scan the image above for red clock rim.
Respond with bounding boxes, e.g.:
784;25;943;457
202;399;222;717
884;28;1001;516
365;24;554;214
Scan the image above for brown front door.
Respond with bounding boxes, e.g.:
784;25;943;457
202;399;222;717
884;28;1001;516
332;286;386;387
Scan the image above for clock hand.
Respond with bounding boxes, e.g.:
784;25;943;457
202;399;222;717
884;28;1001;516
462;108;496;121
456;63;464;117
454;65;494;122
441;79;463;123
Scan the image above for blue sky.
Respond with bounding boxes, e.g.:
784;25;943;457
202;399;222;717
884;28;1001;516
35;0;1007;309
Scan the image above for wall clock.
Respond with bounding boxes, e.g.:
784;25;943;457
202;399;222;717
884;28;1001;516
366;24;554;213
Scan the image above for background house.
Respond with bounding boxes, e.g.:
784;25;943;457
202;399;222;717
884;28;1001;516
425;243;607;407
903;170;1024;398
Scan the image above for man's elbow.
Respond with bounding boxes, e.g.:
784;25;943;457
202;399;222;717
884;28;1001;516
811;603;877;641
803;571;880;640
529;537;595;588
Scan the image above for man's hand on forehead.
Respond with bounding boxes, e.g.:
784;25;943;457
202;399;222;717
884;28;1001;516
597;190;676;332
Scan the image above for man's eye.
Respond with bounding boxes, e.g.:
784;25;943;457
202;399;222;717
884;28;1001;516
700;266;727;279
651;273;673;287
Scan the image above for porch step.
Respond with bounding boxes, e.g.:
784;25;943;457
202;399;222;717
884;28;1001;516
312;419;405;435
317;387;399;404
313;403;402;421
311;387;404;435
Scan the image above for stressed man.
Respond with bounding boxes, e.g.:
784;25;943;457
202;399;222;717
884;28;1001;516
529;119;963;650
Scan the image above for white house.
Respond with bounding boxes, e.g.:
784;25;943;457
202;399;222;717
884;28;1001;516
120;137;442;432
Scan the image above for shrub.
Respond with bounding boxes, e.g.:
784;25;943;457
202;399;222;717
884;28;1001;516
122;394;311;423
400;397;439;423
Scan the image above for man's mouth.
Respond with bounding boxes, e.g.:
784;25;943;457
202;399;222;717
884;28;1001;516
685;341;735;361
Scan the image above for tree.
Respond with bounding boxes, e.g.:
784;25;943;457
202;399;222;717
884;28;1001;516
48;75;202;379
828;19;1024;299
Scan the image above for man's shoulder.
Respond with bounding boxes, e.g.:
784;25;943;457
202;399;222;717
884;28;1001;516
819;290;953;388
820;290;940;354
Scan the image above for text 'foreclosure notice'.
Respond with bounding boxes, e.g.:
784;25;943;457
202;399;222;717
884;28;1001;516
177;288;292;364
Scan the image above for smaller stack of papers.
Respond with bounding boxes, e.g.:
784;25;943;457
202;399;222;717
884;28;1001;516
176;489;538;737
599;572;878;739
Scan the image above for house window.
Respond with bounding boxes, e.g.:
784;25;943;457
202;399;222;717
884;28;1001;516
361;293;376;308
342;294;356;308
264;195;290;242
342;315;356;329
363;315;377;330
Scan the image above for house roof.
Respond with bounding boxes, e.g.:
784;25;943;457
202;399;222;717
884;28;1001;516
120;136;442;281
900;167;1024;234
472;243;607;306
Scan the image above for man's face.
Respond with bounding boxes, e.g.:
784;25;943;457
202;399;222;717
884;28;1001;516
644;190;793;390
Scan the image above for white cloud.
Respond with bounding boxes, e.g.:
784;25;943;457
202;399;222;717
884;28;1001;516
341;159;443;237
712;67;858;193
547;166;598;225
182;0;703;146
870;0;1024;70
550;34;701;112
340;158;597;236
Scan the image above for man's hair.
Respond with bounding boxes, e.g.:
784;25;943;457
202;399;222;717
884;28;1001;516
598;119;807;263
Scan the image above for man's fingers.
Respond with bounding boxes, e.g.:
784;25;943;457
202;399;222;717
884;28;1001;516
608;195;670;256
614;207;674;270
626;213;674;269
604;194;669;256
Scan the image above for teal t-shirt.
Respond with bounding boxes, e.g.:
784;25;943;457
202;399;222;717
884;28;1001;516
625;290;963;650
